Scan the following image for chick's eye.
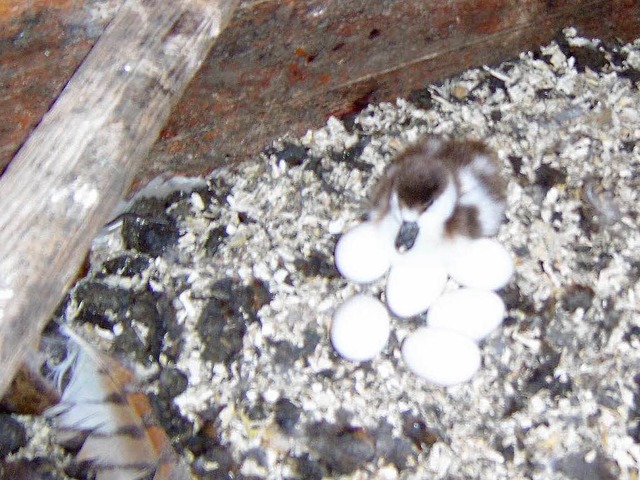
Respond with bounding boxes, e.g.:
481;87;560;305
422;198;434;210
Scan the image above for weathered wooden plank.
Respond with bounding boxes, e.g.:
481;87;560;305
0;0;238;397
0;0;119;171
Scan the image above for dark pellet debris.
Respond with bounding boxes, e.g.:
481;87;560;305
493;435;517;462
623;325;640;343
619;67;640;85
526;349;561;394
148;393;193;441
158;367;189;399
192;444;238;478
501;283;536;314
98;253;151;278
301;326;322;356
407;89;433;110
195;278;271;365
501;443;516;462
552;34;609;73
375;420;415;470
485;74;507;93
274;398;301;434
562;284;595;312
526;350;573;397
197;296;247;365
306;422;377;475
245;401;268;422
536;88;554;99
607;42;627;68
2;458;62;480
121;214;180;257
244;448;270;472
0;415;27;458
294;251;339;279
73;281;133;330
330;136;373;171
597;389;622;410
293;454;326;480
401;413;439;451
507;155;523;175
164;189;198;214
249;279;273;313
186;418;220;456
341;113;359;133
126;196;167;217
204;225;228;256
571;46;609;73
535;164;567;193
553;451;619;480
109;289;169;364
269;143;309;167
500;406;523;429
270;339;303;366
166;197;195;221
621;140;636;153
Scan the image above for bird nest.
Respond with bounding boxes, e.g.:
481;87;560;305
4;27;640;479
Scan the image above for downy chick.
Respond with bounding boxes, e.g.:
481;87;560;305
371;136;507;252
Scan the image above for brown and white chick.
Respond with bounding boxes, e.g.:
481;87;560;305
371;136;507;252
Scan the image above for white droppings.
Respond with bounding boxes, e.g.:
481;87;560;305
190;192;205;211
50;180;99;211
263;388;280;403
72;184;99;210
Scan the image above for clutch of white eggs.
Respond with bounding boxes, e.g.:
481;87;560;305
331;218;514;386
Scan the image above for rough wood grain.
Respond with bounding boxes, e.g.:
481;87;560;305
0;0;238;397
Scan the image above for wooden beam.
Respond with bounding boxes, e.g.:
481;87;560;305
0;0;238;397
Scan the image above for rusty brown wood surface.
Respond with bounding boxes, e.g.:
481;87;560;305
1;1;637;191
0;1;116;171
0;0;238;397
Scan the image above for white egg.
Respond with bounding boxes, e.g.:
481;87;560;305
427;288;506;341
385;250;448;318
401;327;481;386
446;238;514;290
331;294;390;362
335;221;393;283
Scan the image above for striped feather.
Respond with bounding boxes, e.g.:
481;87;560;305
46;327;190;480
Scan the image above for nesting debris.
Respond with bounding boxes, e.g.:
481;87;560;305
4;28;640;479
0;415;27;458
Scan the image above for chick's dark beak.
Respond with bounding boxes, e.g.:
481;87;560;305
395;221;420;253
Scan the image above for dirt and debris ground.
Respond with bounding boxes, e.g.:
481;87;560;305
2;28;640;479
